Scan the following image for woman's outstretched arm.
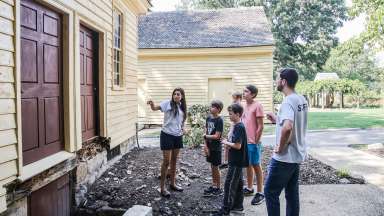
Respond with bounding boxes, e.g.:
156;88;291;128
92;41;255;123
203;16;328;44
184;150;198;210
147;100;161;111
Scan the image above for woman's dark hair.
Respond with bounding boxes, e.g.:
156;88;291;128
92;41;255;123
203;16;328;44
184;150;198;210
245;84;258;98
227;103;244;116
170;87;187;123
279;68;298;89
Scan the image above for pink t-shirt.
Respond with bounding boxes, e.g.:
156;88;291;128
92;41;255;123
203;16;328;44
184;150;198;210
242;101;264;144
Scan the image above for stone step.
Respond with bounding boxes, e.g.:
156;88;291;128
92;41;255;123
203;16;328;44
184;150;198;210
123;205;152;216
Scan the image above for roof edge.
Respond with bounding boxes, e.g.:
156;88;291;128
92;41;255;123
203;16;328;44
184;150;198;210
139;45;275;58
124;0;151;15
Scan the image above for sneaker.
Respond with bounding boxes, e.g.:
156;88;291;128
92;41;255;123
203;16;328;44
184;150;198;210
251;193;265;205
231;207;244;212
211;188;223;196
212;208;229;216
170;184;184;192
243;187;254;196
203;186;215;195
160;190;171;198
219;163;228;170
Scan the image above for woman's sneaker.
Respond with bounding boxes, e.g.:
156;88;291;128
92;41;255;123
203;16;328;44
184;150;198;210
243;187;254;196
251;192;265;205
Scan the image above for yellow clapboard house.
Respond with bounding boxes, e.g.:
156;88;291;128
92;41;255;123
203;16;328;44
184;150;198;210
137;7;275;125
0;0;150;215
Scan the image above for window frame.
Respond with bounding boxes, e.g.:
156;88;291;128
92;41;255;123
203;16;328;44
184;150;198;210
112;7;124;90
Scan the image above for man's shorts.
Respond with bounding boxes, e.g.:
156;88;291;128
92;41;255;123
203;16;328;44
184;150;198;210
247;143;263;165
160;131;183;150
207;150;222;166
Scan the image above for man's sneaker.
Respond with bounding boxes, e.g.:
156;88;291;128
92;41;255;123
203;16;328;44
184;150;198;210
212;208;229;216
203;186;215;196
212;188;223;196
231;206;244;212
219;163;228;170
243;187;254;196
251;193;265;205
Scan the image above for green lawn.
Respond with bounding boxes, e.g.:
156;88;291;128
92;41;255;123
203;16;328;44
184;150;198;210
263;108;384;134
140;109;384;137
308;109;384;130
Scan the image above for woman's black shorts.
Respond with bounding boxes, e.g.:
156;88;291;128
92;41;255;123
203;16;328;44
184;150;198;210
160;131;183;150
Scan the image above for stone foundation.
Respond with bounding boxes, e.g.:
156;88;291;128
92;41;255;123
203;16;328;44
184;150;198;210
75;136;137;206
2;136;137;216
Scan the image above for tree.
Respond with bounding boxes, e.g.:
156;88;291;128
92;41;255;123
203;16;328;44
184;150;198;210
191;0;348;80
350;0;384;49
296;79;367;108
176;0;194;10
324;37;381;83
192;0;261;9
264;0;347;80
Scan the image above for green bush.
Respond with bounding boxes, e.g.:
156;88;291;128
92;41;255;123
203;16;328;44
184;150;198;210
184;104;210;148
184;104;231;148
273;90;283;104
183;126;205;148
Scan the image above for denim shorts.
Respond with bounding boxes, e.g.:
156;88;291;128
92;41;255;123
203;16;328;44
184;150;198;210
247;143;262;165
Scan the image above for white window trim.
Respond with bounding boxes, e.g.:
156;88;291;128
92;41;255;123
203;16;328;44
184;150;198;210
112;7;125;90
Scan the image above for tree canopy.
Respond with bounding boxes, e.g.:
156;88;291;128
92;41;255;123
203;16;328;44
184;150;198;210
189;0;347;80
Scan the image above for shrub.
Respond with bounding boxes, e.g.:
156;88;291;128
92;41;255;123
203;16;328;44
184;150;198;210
184;104;231;148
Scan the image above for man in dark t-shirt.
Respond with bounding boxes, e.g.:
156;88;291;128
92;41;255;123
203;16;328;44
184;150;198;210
203;100;224;196
214;103;248;216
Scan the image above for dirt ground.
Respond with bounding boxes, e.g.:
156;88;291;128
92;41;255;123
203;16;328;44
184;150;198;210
77;146;364;216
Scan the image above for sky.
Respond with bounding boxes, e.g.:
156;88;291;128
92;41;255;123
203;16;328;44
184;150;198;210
150;0;365;42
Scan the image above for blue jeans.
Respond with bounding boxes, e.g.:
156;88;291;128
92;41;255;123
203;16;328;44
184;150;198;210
264;158;300;216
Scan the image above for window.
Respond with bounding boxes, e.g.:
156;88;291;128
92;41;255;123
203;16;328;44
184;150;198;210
113;9;123;87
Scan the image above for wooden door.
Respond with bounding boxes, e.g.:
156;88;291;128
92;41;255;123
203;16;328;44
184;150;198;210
208;78;233;115
21;0;63;165
29;174;71;216
80;25;99;141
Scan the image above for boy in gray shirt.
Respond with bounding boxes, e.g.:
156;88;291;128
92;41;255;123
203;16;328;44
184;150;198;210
265;68;308;216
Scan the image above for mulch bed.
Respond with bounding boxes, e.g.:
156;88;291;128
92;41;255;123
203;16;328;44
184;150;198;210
77;146;364;216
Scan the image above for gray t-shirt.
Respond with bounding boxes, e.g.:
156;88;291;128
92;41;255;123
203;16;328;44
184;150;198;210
160;100;184;137
273;93;308;163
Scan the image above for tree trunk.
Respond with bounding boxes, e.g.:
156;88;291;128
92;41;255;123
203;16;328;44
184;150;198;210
321;91;325;109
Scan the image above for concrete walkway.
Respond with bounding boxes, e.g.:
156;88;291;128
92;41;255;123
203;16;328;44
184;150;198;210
262;128;384;189
262;128;384;147
309;147;384;190
243;184;384;216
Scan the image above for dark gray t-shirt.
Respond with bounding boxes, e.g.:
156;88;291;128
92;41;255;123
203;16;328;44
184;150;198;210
273;93;308;163
229;122;249;167
160;100;184;136
206;115;223;151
